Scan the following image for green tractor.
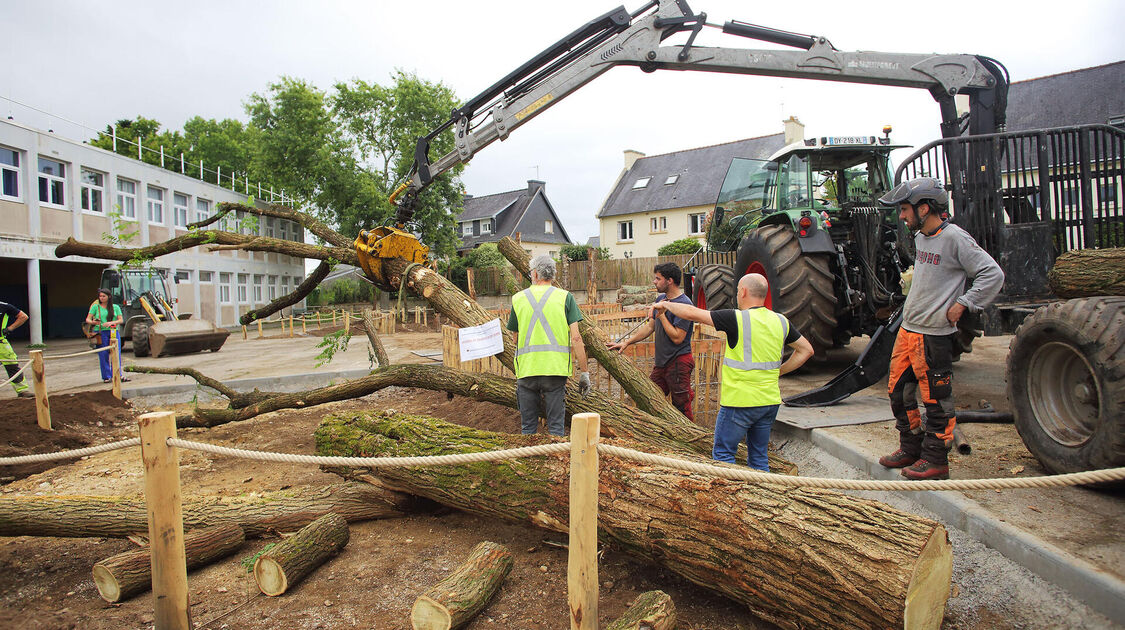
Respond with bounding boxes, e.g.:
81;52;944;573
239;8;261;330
693;133;911;355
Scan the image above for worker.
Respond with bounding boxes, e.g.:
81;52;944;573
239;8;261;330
653;274;814;470
606;262;696;420
0;301;33;398
86;288;127;384
507;255;591;436
877;177;1004;480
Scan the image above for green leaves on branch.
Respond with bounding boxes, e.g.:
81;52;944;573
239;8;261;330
656;238;704;256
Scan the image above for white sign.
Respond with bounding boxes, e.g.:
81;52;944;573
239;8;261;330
458;318;505;362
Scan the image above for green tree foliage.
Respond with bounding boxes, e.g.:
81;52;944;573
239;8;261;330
559;244;611;262
657;238;704;255
90;116;190;168
307;277;376;306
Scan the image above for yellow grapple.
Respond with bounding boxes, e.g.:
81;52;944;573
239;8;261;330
353;226;430;290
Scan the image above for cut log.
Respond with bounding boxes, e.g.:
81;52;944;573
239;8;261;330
410;541;513;630
92;523;245;603
1047;247;1125;297
606;591;676;630
317;412;953;630
254;512;349;596
0;482;416;538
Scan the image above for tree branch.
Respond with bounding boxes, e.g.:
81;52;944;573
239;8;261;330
54;233;357;267
211;202;354;249
239;260;332;324
361;308;390;368
123;365;281;409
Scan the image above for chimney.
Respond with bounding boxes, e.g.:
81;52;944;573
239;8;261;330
783;116;805;145
623;149;645;170
527;180;545;196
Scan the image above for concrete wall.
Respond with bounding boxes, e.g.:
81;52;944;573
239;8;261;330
599;204;709;259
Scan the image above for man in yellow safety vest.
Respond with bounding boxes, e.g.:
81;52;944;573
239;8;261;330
0;301;33;398
652;273;814;470
506;255;591;436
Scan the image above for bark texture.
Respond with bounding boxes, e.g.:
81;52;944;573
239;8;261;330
91;523;245;602
0;482;416;538
316;412;952;630
605;591;676;630
362;309;390;368
410;541;513;630
1048;247;1125;297
254;512;350;596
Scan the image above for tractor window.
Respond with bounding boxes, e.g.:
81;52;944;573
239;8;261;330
778;154;810;210
711;158;773;250
122;271;169;303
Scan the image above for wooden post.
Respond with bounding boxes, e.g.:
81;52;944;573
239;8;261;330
587;248;598;305
318;311;323;329
257;320;263;338
466;268;477;300
30;350;50;431
302;317;307;335
289;315;294;338
138;411;190;630
568;412;600;630
343;311;350;334
242;325;247;340
333;310;338;326
110;328;122;400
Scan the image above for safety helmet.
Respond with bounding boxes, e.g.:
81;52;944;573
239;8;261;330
879;177;949;210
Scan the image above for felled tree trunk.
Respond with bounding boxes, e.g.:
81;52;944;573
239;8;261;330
316;413;953;630
410;541;513;630
1048;247;1125;297
0;482;416;538
92;523;246;602
254;512;349;596
606;591;676;630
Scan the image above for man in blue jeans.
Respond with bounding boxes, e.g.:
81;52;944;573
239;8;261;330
652;274;813;470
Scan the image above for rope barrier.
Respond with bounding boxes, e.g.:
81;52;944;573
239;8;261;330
43;345;112;360
0;438;140;465
1;361;31;387
167;438;569;467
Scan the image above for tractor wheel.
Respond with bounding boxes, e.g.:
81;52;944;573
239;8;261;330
1006;297;1125;474
693;264;736;311
735;224;837;353
132;321;151;358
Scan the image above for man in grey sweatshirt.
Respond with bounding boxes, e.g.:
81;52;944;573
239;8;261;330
877;177;1004;480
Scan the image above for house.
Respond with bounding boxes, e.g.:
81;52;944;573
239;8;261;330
596;119;797;259
0;119;307;342
456;180;572;258
1003;60;1124;132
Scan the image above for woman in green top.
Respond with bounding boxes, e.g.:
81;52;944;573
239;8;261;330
86;288;126;383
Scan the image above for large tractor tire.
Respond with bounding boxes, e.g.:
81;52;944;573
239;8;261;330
693;264;736;311
132;321;151;358
735;224;837;353
1006;297;1125;474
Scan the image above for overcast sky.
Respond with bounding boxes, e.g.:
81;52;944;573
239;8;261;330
6;0;1124;246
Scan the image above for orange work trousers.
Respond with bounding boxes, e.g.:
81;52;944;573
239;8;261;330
887;328;957;465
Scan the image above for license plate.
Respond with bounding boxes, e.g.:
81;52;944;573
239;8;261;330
825;136;873;146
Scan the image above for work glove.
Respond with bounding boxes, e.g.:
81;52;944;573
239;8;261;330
578;371;591;398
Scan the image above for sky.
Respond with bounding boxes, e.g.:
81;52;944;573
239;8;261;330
5;0;1124;249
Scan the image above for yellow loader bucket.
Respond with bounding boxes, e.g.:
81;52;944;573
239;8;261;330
148;319;230;357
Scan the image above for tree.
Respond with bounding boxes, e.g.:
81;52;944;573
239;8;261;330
656;238;703;255
559;244;611;262
181;117;257;185
90;116;190;170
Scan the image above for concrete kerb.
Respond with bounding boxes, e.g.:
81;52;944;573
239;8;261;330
773;422;1125;626
122;368;375;402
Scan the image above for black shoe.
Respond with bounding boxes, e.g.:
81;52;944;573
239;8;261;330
878;449;919;469
17;391;34;398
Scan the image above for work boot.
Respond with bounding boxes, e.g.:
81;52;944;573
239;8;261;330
17;390;33;398
901;459;949;480
878;449;918;468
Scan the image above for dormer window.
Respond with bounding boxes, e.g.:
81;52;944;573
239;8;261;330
664;174;679;185
632;177;651;189
482;219;492;233
545;220;554;234
462;222;473;236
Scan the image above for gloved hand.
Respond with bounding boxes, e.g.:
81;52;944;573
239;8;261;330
578;371;591;397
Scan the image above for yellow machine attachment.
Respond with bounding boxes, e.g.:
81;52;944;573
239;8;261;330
353;226;430;290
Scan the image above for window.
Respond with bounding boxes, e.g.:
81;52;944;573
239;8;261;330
195;198;210;223
545;220;554;234
198;271;214;283
281;276;291;296
38;157;66;207
80;169;105;214
219;273;232;304
632;177;651;189
173;193;189;228
278;219;289;241
462;222;473;236
617;220;634;241
174;270;191;284
689;213;707;234
481;219;491;234
237;273;249;303
147;186;165;224
0;147;20;200
267;275;278;300
264;217;276;238
117;179;137;219
650;216;667;233
253;274;264;302
664;174;679;185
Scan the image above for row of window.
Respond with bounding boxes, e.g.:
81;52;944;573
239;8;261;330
617;213;706;242
632;174;679;190
175;270;301;306
0;145;304;239
458;219;555;238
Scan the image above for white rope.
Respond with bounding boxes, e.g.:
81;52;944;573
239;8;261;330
43;345;112;360
597;444;1125;490
0;438;140;466
1;361;31;387
168;438;570;467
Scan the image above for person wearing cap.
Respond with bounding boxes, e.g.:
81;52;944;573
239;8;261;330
507;254;591;436
86;288;127;383
0;301;33;398
877;177;1004;480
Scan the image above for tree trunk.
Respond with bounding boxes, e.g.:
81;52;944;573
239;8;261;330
92;523;245;602
0;482;416;538
1048;247;1125;297
254;512;349;596
606;591;676;630
410;541;513;630
362;308;390;368
316;413;953;630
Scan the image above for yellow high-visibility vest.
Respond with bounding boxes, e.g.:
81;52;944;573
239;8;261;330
720;308;789;406
511;285;572;378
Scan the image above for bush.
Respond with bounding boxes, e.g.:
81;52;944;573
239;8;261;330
657;238;703;256
307;277;376;306
560;244;611;261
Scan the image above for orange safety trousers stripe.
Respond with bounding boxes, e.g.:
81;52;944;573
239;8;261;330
887;328;957;442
